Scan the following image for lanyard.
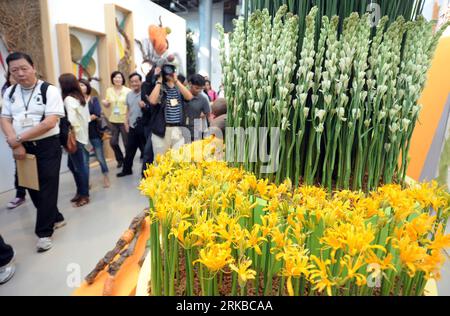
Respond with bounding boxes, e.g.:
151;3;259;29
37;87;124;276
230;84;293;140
21;83;38;118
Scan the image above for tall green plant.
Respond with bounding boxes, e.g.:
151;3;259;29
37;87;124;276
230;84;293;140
218;5;449;191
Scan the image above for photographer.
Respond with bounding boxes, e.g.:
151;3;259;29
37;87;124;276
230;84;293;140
148;64;193;158
117;73;146;177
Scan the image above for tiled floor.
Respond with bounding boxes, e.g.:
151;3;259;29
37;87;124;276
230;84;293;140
0;158;449;296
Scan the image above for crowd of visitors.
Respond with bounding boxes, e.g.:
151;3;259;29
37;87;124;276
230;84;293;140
0;51;227;285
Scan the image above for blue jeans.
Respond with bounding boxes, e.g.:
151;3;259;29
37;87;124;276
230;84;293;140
68;142;90;197
90;137;109;174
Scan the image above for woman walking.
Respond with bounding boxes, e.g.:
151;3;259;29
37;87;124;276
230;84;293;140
59;74;90;207
79;79;110;188
102;71;131;169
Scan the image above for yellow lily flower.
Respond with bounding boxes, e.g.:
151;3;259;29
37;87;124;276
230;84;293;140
229;258;256;288
194;243;234;272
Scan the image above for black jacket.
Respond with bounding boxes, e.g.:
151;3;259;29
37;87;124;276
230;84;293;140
141;71;166;137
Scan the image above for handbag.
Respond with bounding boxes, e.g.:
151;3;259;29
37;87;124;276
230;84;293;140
65;125;77;154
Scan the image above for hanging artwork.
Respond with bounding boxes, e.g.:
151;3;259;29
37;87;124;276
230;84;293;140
0;0;46;78
116;16;132;80
70;33;100;82
136;16;174;68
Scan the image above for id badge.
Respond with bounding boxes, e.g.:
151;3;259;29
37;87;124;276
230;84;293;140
21;117;34;127
113;106;121;115
170;98;179;107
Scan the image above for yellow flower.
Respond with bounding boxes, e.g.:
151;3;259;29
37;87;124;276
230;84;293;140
322;222;385;257
310;255;337;296
260;212;279;237
239;174;258;194
229;258;256;288
234;193;257;218
265;197;281;213
365;250;396;272
277;242;314;296
245;224;267;255
270;227;288;250
393;236;428;277
191;219;216;247
377;184;416;223
340;255;367;286
403;213;436;241
256;179;270;199
169;220;192;248
428;224;450;251
194;243;234;272
354;196;381;219
421;249;446;280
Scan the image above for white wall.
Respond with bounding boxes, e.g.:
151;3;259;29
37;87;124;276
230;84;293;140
46;0;187;80
178;2;224;92
0;39;16;193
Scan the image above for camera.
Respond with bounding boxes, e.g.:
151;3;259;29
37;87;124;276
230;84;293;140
161;64;176;77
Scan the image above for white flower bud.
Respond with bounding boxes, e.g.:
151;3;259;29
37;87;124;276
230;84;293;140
352;109;361;120
337;107;346;119
384;143;391;152
299;93;308;105
315;109;326;121
315;123;324;133
402;118;411;131
304;107;310;118
281;117;290;131
312;94;319;105
389;122;400;134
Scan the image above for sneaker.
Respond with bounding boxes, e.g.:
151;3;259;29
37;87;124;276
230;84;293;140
6;197;26;210
36;237;52;253
0;264;16;285
54;220;67;230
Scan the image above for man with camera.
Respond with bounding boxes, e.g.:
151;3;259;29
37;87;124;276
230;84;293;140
148;64;193;158
117;72;146;177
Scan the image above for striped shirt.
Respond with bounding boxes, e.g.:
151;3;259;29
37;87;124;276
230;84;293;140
164;85;183;125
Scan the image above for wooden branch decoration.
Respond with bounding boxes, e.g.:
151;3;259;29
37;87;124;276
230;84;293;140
102;223;143;296
115;17;132;79
85;211;147;285
135;39;150;62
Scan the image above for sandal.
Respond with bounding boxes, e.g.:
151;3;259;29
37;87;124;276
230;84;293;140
103;175;110;188
70;194;81;203
75;197;90;208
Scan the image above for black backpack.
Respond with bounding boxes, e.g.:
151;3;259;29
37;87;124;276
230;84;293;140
9;82;71;148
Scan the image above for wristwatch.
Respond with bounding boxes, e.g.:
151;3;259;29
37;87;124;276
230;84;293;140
16;135;22;143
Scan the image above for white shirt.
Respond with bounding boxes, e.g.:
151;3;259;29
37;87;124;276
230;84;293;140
1;80;65;141
64;96;90;145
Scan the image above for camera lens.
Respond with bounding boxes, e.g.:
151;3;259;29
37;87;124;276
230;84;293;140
162;65;175;76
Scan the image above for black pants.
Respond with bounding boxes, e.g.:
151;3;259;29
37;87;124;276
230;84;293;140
14;164;26;199
110;123;128;164
142;125;154;176
23;136;64;238
123;123;146;174
0;235;14;267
